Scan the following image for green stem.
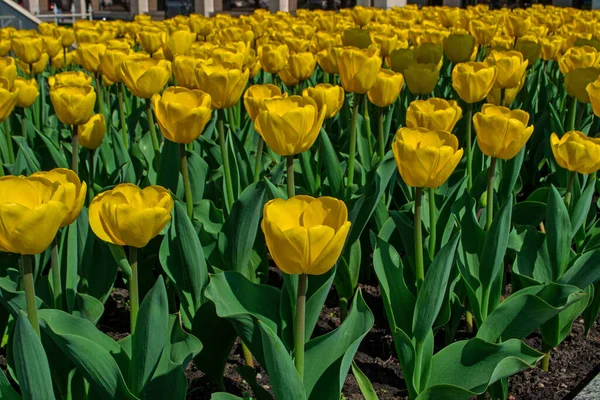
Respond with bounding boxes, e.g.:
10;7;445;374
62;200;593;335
294;274;307;380
339;297;348;322
96;74;104;118
22;255;39;336
466;103;473;191
72;125;79;175
129;246;139;334
541;350;551;372
228;107;236;133
253;137;264;183
363;95;373;157
287;155;295;198
118;83;128;149
146;99;159;153
50;237;62;309
180;143;193;219
486;157;497;231
567;96;577;132
218;110;235;210
323;72;330;84
4;120;14;164
378;107;385;162
88;150;95;205
565;171;575;208
346;94;360;197
481;285;490;321
415;187;424;292
428;187;436;260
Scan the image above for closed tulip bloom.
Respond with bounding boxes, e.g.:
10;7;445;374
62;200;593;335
404;63;439;96
452;62;497;103
504;14;531;38
75;28;100;44
337;46;381;94
50;85;96;126
0;40;10;57
342;28;372;49
42;35;62;58
163;30;196;61
120;58;170;99
0;176;69;254
587;77;600;117
469;18;497;45
246;49;261;78
392;127;463;188
372;33;398;58
195;62;249;109
406;98;462;132
173;55;199;89
388;48;414;74
317;48;339;74
31;169;86;227
56;27;75;47
351;6;375;26
485;50;528;89
13;77;38;108
278;66;299;87
0;82;17;122
0;57;17;90
48;71;92;89
244;84;285;122
415;42;443;65
259;42;289;74
89;184;173;248
303;84;344;119
12;36;43;64
285;37;311;53
38;22;56;37
137;29;165;54
444;33;476;63
473;104;534;160
17;52;48;76
77;114;106;149
287;52;317;82
261;196;351;276
559;46;598;74
367;69;404;108
565;67;600;104
152;86;212;144
540;37;563;61
76;43;107;74
254;95;326;156
551;131;600;174
99;48;131;84
515;36;541;66
211;47;245;70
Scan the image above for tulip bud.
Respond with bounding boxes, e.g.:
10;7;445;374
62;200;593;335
13;77;38;108
485;50;528;89
559;46;598;74
120;58;171;99
163;30;196;61
287;52;317;83
342;28;372;49
259;42;289;75
12;36;44;65
515;36;541;66
367;69;404;108
351;6;375;27
452;61;497;104
504;14;531;38
415;42;443;65
337;46;382;94
50;85;96;126
77;43;107;74
317;48;339;75
387;48;414;74
404;63;439;96
195;62;249;109
303;83;344;119
0;57;17;90
443;33;476;64
137;28;165;55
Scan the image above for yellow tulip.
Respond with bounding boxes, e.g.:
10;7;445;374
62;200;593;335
469;18;498;45
0;40;11;57
404;63;439;96
315;32;342;52
486;76;524;107
120;58;171;99
388;48;415;74
286;52;317;83
490;35;515;52
13;77;38;108
99;48;131;84
76;43;107;74
351;6;375;27
11;36;44;65
48;71;92;90
137;28;165;55
244;84;285;122
367;69;404;108
392;127;463;188
56;27;75;48
564;67;600;104
550;131;600;174
152;86;212;144
303;84;344;119
75;28;101;44
77;114;106;150
415;42;443;65
0;57;16;90
473;104;534;160
261;196;351;276
452;61;497;103
540;36;563;61
406;98;462;132
337;46;381;94
485;50;528;89
317;48;339;75
173;55;199;89
587;76;600;117
504;14;531;38
443;33;476;64
246;49;261;79
51;50;75;69
0;82;17;122
515;36;541;66
371;33;398;58
259;42;289;74
0;175;69;255
106;39;132;50
163;30;196;61
30;169;86;227
38;22;56;37
285;37;311;53
89;184;173;248
50;85;96;126
341;28;372;49
559;46;598;74
254;95;326;156
42;35;62;58
195;62;249;110
211;47;245;70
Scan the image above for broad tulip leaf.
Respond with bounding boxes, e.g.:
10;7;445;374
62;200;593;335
559;249;600;289
299;150;316;195
13;136;41;173
0;367;20;400
210;394;243;400
229;130;253;190
416;338;543;400
156;140;180;195
477;283;586;343
320;128;344;198
37;128;68;169
72;293;104;324
13;312;55;400
583;282;600;335
112;129;136;184
129;277;169;397
351;361;378;400
303;289;374;400
159;201;208;328
333;239;361;304
570;177;595;237
187;151;209;202
63;221;79;312
236;366;273;400
217;181;267;279
412;233;460;345
512;201;547;226
541;285;591;348
80;237;119;305
512;226;552;286
498;148;525;206
546;185;572;280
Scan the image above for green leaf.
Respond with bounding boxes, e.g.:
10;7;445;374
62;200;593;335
236;366;273;400
0;367;20;400
582;282;600;335
512;201;546;226
217;181;267;279
37;128;68;169
72;293;104;324
351;361;378;400
13;136;40;173
498;148;524;206
13;312;55;400
129;277;169;397
159;202;208;328
570;177;595;237
0;277;45;318
559;249;600;290
64;221;79;312
156;140;180;195
210;394;243;400
417;338;543;400
320;129;344;198
112;129;136;184
412;233;460;345
299;150;317;195
333;239;361;302
106;244;132;279
546;185;572;280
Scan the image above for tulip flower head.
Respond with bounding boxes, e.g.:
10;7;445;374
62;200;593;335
13;77;38;108
485;50;528;89
367;69;404;108
244;84;286;122
50;85;96;126
303;84;345;119
337;46;382;94
31;168;86;227
550;131;600;174
452;61;497;104
565;67;600;103
78;114;106;150
120;58;171;99
195;61;249;109
48;71;93;90
404;62;439;96
11;35;44;65
406;98;463;132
